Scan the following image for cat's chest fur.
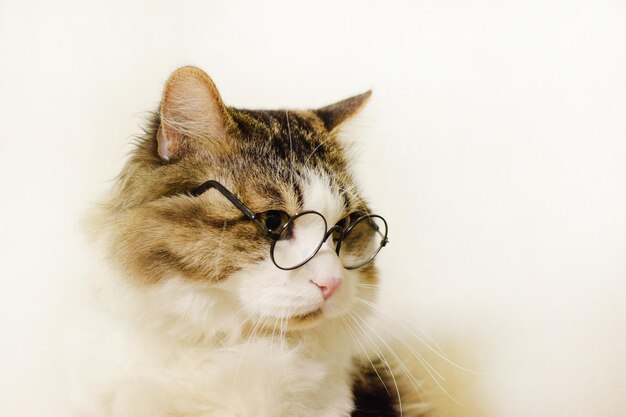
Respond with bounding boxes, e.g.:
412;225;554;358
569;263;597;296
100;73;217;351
72;274;357;417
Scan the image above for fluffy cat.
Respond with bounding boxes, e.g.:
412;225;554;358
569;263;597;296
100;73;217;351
72;66;429;417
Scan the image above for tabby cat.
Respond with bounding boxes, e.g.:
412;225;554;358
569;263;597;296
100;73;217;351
73;66;427;417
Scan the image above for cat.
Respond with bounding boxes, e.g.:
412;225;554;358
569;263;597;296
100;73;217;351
71;66;429;417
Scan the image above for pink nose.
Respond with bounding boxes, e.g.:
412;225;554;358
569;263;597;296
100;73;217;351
310;278;341;301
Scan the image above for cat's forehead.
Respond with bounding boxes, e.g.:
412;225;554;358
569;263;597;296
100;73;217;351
301;173;347;223
229;108;347;170
214;107;357;217
231;108;325;140
230;169;350;221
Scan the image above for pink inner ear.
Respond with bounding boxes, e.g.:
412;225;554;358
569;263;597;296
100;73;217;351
156;126;172;160
156;66;230;161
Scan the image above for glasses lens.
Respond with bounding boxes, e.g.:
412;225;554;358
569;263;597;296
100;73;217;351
272;212;327;269
339;215;387;269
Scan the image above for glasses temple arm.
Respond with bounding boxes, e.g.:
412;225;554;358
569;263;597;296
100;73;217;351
189;180;262;227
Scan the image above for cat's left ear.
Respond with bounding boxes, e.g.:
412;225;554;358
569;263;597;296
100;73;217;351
314;90;371;132
157;66;233;161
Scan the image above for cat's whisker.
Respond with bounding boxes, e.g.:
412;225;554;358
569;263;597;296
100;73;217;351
351;309;464;406
356;283;380;288
355;297;449;362
304;135;335;167
285;110;295;187
271;316;279;338
348;312;404;417
349;314;429;417
232;307;259;334
353;300;445;382
337;184;359;203
278;316;290;381
338;185;372;218
351;310;426;391
267;316;277;376
230;309;265;406
279;317;286;344
340;316;391;397
355;297;483;375
355;297;447;358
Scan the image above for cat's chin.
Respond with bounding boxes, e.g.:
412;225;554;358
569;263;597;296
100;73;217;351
287;308;325;329
249;307;335;332
270;302;354;331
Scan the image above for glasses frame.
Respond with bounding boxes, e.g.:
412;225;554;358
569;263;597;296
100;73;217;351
189;180;389;271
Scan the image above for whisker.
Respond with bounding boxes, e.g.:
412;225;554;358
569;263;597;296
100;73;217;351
354;297;483;374
354;300;445;382
278;316;289;381
285;110;294;187
348;312;404;417
353;310;423;411
356;283;380;289
338;185;372;218
351;310;425;394
355;297;449;362
340;316;391;397
269;316;279;373
304;135;335;167
230;308;265;408
352;309;463;406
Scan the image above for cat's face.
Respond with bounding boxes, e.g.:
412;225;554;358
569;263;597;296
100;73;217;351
105;67;379;330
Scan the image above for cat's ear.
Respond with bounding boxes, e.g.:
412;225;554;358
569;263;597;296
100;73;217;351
315;90;372;132
157;66;232;161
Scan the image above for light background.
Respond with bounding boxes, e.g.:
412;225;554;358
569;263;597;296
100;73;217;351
1;1;625;416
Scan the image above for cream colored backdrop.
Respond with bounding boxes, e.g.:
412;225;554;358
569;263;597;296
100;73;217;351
1;1;625;416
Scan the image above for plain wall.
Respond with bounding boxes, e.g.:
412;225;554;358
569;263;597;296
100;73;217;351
1;1;625;416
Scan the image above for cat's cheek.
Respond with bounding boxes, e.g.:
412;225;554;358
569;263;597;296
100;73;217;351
225;260;324;319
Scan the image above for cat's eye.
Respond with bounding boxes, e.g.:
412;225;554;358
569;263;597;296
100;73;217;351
332;214;354;241
257;210;289;233
269;210;387;270
333;212;365;237
338;214;388;269
186;179;388;271
334;216;350;230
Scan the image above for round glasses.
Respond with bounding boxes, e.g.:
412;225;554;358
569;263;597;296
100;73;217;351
189;180;389;271
269;211;388;270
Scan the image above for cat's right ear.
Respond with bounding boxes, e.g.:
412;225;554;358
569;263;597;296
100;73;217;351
157;66;232;161
315;90;372;132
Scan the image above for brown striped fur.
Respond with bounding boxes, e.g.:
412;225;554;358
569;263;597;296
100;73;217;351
95;67;371;285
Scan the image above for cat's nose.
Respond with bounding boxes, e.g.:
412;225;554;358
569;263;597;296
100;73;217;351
310;277;341;301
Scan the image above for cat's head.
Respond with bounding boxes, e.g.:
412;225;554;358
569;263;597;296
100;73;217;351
102;66;384;331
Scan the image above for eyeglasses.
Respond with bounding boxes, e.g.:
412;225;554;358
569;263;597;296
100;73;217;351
189;180;389;270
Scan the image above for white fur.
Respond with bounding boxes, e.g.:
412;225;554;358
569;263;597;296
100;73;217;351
71;173;374;417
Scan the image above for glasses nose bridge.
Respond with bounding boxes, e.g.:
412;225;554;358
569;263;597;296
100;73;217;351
323;224;345;253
